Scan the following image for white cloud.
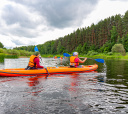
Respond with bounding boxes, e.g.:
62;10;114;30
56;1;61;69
81;0;128;27
0;0;128;48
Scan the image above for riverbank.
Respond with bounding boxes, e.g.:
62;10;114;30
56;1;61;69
0;53;19;62
1;52;128;63
0;48;33;62
79;53;128;60
41;53;128;60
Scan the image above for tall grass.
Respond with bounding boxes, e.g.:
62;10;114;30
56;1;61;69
0;53;5;62
18;50;33;56
83;53;128;60
5;54;19;58
0;48;33;63
0;48;33;56
41;54;63;58
0;53;19;62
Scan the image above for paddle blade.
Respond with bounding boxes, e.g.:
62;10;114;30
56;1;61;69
94;59;104;63
63;53;71;57
34;46;39;52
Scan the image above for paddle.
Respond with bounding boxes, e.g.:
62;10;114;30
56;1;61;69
63;53;104;63
63;53;71;57
34;46;39;52
34;46;49;75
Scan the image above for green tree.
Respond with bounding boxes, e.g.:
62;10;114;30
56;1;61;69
89;44;96;51
122;34;128;52
98;41;112;53
82;42;88;54
50;41;56;54
75;44;82;54
0;42;4;48
110;26;118;44
14;10;128;54
57;41;64;54
117;35;122;44
123;10;128;34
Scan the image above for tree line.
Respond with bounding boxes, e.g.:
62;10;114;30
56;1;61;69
0;42;4;48
14;10;128;55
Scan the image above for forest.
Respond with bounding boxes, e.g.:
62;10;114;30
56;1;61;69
14;10;128;55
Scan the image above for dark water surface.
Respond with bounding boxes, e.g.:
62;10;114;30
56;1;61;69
0;58;128;114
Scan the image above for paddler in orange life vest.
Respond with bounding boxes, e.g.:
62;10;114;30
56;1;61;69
25;51;44;70
70;52;87;68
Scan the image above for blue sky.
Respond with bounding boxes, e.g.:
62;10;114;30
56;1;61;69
0;0;128;48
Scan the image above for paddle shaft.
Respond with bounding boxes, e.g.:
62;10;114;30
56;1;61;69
45;68;49;75
39;56;49;75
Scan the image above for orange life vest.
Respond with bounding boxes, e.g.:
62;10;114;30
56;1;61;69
70;56;79;67
28;55;38;68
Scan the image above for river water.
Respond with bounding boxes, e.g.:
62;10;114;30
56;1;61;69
0;58;128;114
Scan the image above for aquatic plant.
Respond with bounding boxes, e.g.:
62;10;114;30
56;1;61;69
0;53;5;62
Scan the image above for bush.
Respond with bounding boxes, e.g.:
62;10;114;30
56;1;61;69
6;49;20;56
19;50;32;56
107;52;113;55
5;54;19;58
6;49;13;54
23;51;33;56
0;48;6;53
98;41;112;53
111;44;126;56
87;50;98;56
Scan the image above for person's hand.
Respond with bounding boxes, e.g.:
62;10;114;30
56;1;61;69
84;58;87;61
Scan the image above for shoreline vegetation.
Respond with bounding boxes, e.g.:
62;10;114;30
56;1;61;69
1;11;128;63
1;52;128;63
0;48;33;62
1;47;128;63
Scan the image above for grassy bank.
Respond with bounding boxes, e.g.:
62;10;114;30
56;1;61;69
0;53;5;63
41;53;128;60
1;47;128;63
0;48;64;63
39;53;128;61
0;48;33;62
41;54;63;58
0;53;20;62
79;53;128;60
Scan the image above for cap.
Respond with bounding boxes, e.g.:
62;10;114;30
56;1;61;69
73;52;78;56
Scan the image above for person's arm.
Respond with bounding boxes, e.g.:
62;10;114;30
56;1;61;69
34;58;44;68
78;58;87;63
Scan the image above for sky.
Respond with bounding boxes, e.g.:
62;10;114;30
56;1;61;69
0;0;128;49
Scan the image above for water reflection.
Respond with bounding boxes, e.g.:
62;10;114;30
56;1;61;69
27;75;48;96
0;73;100;113
1;58;128;113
